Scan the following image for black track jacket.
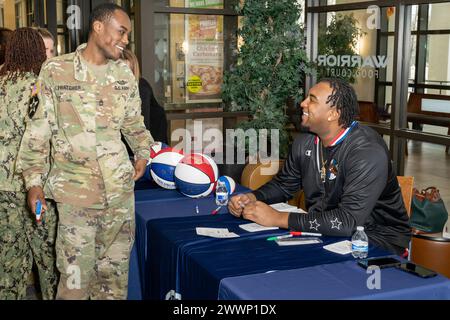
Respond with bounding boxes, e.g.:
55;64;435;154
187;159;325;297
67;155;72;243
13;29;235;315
253;123;411;254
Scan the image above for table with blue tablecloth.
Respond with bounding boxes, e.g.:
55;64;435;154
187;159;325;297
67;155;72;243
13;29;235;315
218;260;450;300
128;183;450;300
145;213;392;300
127;183;250;299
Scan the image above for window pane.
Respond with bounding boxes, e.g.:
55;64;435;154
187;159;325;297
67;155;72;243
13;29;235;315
325;0;376;4
427;3;450;30
424;34;450;92
154;0;224;9
153;13;224;106
316;9;391;128
56;0;64;25
409;32;450;136
411;5;418;32
385;36;394;82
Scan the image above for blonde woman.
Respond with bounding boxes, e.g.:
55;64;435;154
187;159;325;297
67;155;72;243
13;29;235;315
35;28;55;59
122;48;168;144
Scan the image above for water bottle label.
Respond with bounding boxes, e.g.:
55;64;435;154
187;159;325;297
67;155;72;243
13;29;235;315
352;241;368;252
217;194;227;200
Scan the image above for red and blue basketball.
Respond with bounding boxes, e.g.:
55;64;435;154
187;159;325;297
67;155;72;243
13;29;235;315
150;147;184;189
174;153;219;198
143;142;170;181
216;176;236;196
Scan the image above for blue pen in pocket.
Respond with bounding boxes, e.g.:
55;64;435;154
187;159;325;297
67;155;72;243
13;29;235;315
35;200;42;223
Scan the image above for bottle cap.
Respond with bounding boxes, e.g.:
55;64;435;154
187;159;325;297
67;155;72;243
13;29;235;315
357;226;364;231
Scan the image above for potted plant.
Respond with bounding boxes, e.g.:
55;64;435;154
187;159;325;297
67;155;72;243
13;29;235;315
222;0;308;164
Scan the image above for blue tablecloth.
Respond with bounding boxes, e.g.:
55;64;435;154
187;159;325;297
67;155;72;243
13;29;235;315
145;213;390;300
218;260;450;300
127;184;250;299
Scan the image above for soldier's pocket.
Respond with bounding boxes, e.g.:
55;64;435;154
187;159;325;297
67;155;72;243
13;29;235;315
57;102;85;132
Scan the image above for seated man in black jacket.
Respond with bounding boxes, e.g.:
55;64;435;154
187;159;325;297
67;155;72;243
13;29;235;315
229;78;411;255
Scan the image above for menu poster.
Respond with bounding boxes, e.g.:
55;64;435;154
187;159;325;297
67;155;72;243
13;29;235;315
185;0;224;102
186;42;223;101
188;0;223;9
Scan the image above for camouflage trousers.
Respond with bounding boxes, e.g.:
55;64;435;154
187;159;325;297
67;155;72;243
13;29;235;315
55;195;135;300
0;191;58;300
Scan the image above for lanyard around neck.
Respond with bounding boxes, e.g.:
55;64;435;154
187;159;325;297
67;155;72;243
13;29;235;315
315;121;357;179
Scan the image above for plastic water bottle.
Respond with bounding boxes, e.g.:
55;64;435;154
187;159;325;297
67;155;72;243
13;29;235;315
215;180;229;206
351;226;369;259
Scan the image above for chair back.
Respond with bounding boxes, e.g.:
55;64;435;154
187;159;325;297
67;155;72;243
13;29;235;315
397;176;414;216
410;234;450;278
358;101;379;124
241;160;285;190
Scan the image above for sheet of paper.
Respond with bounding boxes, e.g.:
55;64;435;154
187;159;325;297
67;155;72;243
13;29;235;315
323;240;353;255
196;227;239;238
239;223;279;232
270;202;307;214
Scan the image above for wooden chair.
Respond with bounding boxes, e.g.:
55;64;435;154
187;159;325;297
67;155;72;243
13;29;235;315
406;93;450;154
240;159;305;209
241;160;285;190
410;234;450;278
357;101;379;124
397;176;414;217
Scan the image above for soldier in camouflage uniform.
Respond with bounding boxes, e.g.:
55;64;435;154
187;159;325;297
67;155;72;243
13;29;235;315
0;28;58;300
16;4;152;300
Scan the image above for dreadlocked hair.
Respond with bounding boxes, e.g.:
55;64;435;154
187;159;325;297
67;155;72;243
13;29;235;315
0;27;47;82
320;77;359;128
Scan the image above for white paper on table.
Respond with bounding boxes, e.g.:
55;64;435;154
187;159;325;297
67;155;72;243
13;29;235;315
196;227;239;238
270;202;307;214
323;240;353;255
239;223;279;232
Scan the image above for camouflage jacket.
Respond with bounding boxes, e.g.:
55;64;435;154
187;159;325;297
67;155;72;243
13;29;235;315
17;44;152;209
0;73;37;192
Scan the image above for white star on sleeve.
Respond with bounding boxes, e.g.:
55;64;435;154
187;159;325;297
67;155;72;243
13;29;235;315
309;219;321;231
330;217;342;230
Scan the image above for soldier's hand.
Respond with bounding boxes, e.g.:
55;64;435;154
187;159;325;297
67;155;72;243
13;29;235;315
228;193;256;218
133;158;148;181
27;186;47;218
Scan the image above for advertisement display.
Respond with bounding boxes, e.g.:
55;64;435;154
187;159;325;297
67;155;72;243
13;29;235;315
185;0;224;102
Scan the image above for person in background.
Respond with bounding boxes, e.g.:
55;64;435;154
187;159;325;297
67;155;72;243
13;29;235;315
122;48;168;144
35;28;55;59
0;27;12;69
17;4;152;299
229;78;411;255
0;28;58;300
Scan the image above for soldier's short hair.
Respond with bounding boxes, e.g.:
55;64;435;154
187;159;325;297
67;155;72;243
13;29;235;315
89;3;128;34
